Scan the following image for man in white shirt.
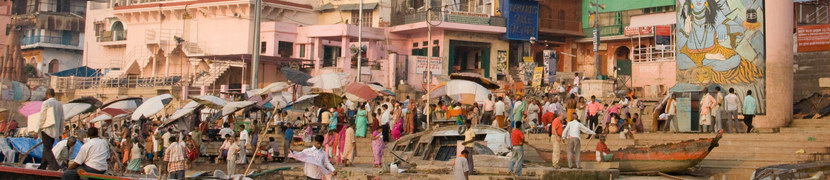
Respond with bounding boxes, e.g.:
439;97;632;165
723;88;741;133
37;89;64;171
494;97;506;128
290;135;335;180
482;95;495;126
561;119;595;169
380;104;392;142
162;128;173;148
713;87;725;133
62;127;109;180
663;95;679;132
218;123;234;140
238;125;249;164
52;136;77;168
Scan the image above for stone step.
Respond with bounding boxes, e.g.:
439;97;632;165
697;159;800;169
635;139;830;148
705;152;814;161
709;146;828;154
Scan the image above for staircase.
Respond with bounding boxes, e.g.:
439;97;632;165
192;61;232;87
352;136;393;165
524;118;830;179
182;41;206;56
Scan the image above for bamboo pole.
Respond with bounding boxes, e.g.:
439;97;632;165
243;103;280;175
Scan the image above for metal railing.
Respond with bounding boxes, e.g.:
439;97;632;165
583;24;627;37
22;36;80;46
392;9;504;27
51;75;184;90
98;30;127;42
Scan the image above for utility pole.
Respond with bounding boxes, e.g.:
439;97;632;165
591;0;605;78
250;0;263;89
357;0;364;82
425;0;433;130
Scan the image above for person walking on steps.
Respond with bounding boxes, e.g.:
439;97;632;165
562;117;595;169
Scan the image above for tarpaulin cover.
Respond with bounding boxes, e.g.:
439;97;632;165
7;137;82;159
50;66;101;77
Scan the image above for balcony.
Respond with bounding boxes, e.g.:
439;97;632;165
98;30;128;47
539;18;583;36
393;10;505;27
21;36;81;50
583;24;627;37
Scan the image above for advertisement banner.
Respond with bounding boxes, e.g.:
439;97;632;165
412;56;442;75
797;24;830;52
532;67;544;87
505;0;539;40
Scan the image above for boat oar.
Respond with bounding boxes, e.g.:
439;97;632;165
243;107;279;175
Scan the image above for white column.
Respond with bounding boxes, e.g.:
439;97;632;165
755;0;794;129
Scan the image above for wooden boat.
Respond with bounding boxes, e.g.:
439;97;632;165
0;165;62;180
535;131;724;173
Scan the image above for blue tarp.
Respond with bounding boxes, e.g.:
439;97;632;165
7;137;83;159
50;66;101;77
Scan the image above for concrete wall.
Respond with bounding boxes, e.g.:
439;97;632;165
632;61;676;97
794;51;830;100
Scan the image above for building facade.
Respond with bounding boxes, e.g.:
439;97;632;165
11;0;86;76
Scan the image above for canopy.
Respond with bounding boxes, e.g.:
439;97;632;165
101;97;142;111
344;82;379;102
68;96;103;108
50;66;101;77
281;67;311;86
18;101;43;117
190;95;227;109
166;101;202;126
248;82;291;97
430;80;491;105
221;101;256;117
131;94;173;120
62;103;94;121
367;83;395;96
308;72;349;92
7;137;82;159
449;72;500;89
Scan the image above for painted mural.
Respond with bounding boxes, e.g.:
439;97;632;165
677;0;765;113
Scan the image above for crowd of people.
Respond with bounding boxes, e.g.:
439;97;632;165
0;75;763;180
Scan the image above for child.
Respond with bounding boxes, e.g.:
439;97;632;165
595;135;610;162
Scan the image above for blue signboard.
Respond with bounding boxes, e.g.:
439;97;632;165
505;0;539;40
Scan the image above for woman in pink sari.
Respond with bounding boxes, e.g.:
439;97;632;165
371;128;384;168
337;124;347;164
323;131;336;161
391;117;404;140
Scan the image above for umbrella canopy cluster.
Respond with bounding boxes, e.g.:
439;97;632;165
429;79;492;105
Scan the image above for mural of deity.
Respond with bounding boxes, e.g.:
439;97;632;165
677;0;766;112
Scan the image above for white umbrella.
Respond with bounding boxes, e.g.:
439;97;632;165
248;82;291;97
169;101;202;120
131;94;174;120
221;101;256;117
432;80;491;105
63;103;93;121
287;94;320;107
307;72;349;92
88;113;128;123
190;95;226;109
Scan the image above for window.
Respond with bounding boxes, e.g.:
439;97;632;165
299;44;305;58
278;41;293;57
260;41;267;54
350;11;373;27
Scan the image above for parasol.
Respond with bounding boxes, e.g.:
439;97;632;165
449;72;500;89
307;72;349;92
166;101;202;124
367;83;396;96
190;95;227;109
62;103;95;121
18;101;43;117
281;67;312;86
430;80;491;105
221;101;257;117
68;96;103;109
101;97;143;111
131;94;174;121
287;94;320;107
344;82;379;102
248;82;291;97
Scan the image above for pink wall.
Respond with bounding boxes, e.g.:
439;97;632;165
631;61;676;97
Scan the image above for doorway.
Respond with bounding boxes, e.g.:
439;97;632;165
323;45;341;67
615;46;632;76
448;40;491;77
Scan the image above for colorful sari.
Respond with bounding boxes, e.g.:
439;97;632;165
356;110;368;137
391;118;403;140
371;130;384;166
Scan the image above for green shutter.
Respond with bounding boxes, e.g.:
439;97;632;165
481;48;490;78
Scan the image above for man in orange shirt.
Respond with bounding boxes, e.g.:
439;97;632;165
508;121;527;176
550;113;564;168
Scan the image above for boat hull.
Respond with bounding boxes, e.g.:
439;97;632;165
0;166;62;180
536;133;722;173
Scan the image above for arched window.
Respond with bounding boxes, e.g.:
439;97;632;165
111;21;126;41
48;59;60;73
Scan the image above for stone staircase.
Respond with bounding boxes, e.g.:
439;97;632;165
351;136;393;165
192;61;232;87
524;118;830;179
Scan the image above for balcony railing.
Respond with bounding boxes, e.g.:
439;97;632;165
98;30;127;42
583;24;627;37
393;10;505;27
22;36;80;46
51;75;184;90
540;18;581;32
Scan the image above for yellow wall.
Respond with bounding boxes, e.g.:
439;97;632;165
442;30;509;78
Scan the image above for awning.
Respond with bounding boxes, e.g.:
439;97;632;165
629;12;676;28
338;3;378;11
50;66;101;77
669;83;703;93
315;3;334;11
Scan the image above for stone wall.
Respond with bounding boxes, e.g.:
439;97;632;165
794;51;830;100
